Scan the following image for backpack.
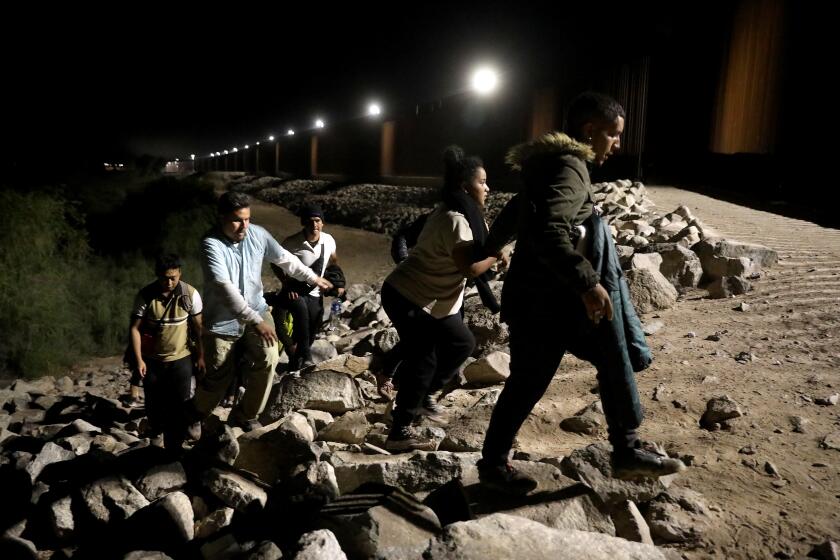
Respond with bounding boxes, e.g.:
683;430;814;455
122;281;196;368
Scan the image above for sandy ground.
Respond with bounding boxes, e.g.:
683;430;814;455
79;184;839;557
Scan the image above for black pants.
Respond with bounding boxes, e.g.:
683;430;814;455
382;282;475;429
143;355;193;450
481;310;644;466
273;291;323;369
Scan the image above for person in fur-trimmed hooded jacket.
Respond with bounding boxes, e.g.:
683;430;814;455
476;92;685;494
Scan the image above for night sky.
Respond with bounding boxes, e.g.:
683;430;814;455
2;3;710;168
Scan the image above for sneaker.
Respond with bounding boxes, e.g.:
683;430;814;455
611;447;687;481
228;415;262;433
415;394;448;425
477;459;538;496
385;425;438;452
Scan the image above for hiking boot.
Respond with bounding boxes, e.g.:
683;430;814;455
415;394;448;425
477;459;538;496
611;447;687;481
385;425;438;452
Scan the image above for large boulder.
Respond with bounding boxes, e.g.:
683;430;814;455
318;485;439;559
316;410;370;444
426;513;671;559
692;237;778;269
462;352;510;385
135;462;188;501
236;413;319;483
656;244;703;288
561;442;677;506
330;450;480;495
80;475;150;525
294;529;347;560
624;269;678;313
202;468;268;513
260;369;364;424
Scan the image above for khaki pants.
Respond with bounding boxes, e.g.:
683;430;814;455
193;312;279;422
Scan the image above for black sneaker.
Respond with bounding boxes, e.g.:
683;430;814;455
477;460;538;496
416;394;448;425
385;425;438;452
611;448;687;481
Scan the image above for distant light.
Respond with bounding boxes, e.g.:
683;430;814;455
367;103;382;116
118;163;124;167
256;141;260;145
216;152;221;156
268;135;275;141
210;153;215;157
232;147;238;152
314;118;325;129
287;129;295;136
244;144;249;150
190;154;195;160
175;158;179;162
471;67;499;95
223;150;229;154
104;163;109;166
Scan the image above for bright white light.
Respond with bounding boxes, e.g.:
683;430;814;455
216;152;221;156
190;154;195;160
268;135;275;141
118;163;124;167
367;103;381;116
223;150;229;155
244;144;249;150
314;119;325;129
287;129;295;136
210;153;215;157
175;158;179;162
256;141;260;145
104;163;109;166
232;147;238;152
471;67;499;95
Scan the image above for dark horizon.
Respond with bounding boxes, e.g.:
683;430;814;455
3;3;722;165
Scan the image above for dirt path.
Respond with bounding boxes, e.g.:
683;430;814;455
520;186;840;558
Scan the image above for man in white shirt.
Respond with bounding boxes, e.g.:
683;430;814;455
272;203;344;371
194;192;332;430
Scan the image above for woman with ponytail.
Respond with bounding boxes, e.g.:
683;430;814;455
381;146;502;452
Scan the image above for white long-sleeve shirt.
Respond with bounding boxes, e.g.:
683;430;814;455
201;223;318;336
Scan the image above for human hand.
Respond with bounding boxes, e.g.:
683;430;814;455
313;277;333;292
581;284;614;325
255;321;278;346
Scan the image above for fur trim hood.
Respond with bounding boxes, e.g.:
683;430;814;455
505;132;594;171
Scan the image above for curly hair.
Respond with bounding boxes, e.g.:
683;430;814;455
442;145;484;193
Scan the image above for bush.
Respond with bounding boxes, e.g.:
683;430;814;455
0;174;216;378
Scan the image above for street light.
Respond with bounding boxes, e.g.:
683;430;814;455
223;150;229;155
190;154;195;160
287;129;295;136
367;102;382;116
471;67;499;95
314;118;325;129
268;135;275;141
232;147;238;152
244;145;249;150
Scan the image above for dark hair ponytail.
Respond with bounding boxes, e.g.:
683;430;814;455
443;145;483;193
